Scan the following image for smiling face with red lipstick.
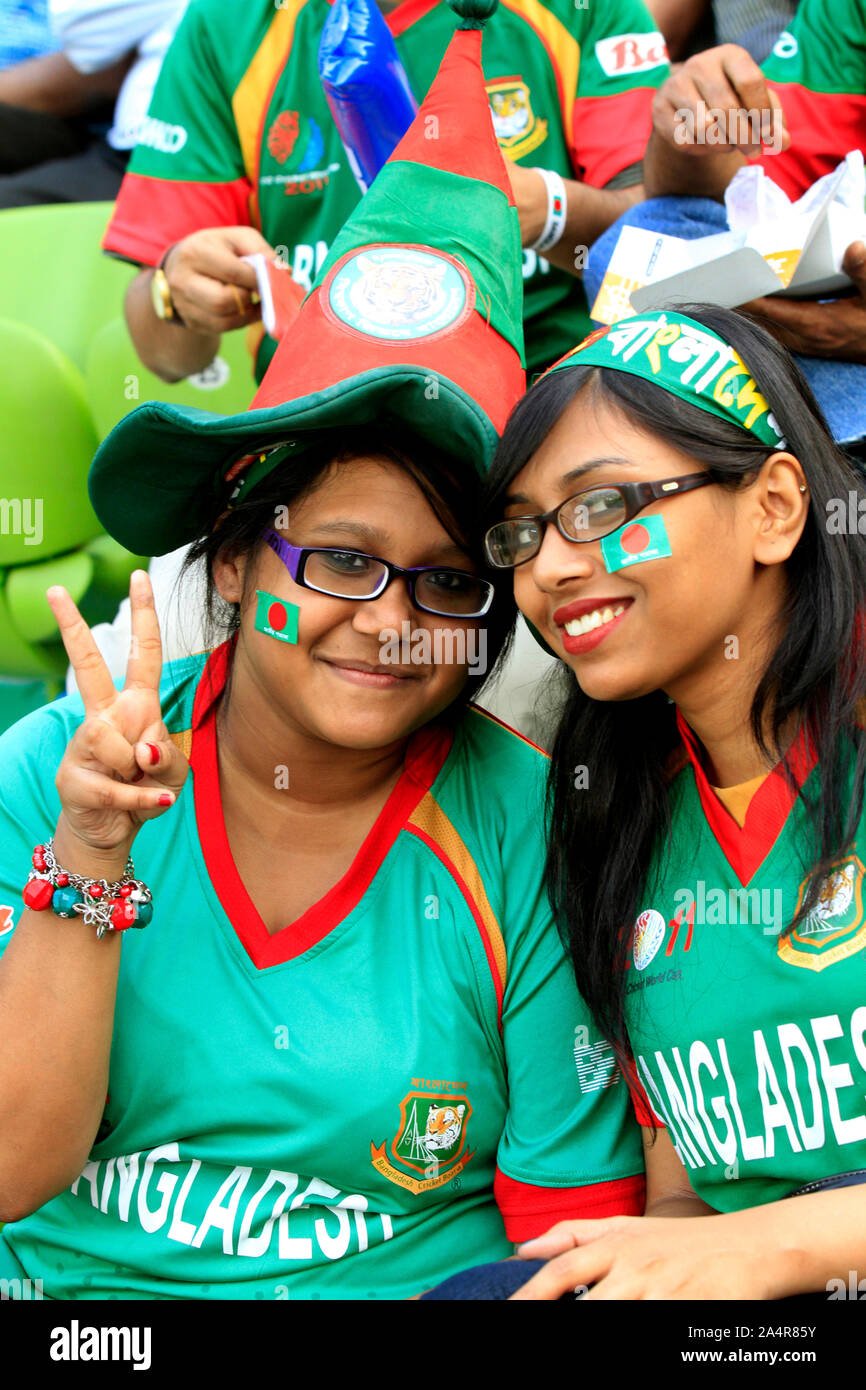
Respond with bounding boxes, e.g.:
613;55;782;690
499;379;797;711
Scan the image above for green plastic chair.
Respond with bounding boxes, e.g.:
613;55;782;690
85;315;257;440
0;320;146;692
0;202;131;370
0;318;98;569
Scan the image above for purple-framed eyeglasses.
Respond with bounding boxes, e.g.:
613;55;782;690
262;529;495;618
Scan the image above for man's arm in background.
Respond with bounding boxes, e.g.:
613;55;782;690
0;48;131;115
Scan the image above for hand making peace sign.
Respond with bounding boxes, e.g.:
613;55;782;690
46;570;189;858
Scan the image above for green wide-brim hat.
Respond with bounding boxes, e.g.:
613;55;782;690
89;0;526;558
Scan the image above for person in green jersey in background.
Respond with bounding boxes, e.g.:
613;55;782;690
102;0;671;385
0;4;645;1301
585;0;866;445
476;304;866;1300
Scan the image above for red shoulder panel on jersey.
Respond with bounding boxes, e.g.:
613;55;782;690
571;88;656;186
102;172;254;266
757;85;866;201
386;0;439;37
494;1167;646;1241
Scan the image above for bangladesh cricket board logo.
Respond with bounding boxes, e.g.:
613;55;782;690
485;76;548;159
778;855;866;972
326;246;472;342
371;1091;474;1194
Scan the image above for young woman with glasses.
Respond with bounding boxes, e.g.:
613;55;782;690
0;429;645;1301
474;304;866;1300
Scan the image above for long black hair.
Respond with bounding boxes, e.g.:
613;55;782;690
483;303;866;1059
181;426;516;714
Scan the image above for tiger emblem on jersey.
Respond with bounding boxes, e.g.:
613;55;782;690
423;1104;465;1152
327;246;471;342
779;854;866;971
802;863;856;934
371;1087;475;1193
485;77;548;159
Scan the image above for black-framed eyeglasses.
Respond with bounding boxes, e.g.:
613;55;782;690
483;473;717;568
263;529;495;618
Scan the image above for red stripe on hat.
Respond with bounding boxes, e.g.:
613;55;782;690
385;27;514;204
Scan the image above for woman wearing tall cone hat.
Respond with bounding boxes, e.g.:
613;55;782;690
471;303;866;1300
0;3;645;1301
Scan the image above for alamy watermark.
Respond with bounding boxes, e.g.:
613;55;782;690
0;1276;44;1299
673;881;783;935
674;101;784;155
0;497;42;546
379;621;487;675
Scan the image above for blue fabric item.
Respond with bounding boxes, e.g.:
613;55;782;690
584;197;866;445
318;0;417;193
0;0;59;68
420;1258;555;1300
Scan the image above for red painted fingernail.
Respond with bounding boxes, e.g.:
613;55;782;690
158;793;173;806
147;743;160;765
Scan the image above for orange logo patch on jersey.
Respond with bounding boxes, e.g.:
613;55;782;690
370;1089;474;1194
485;76;548;160
778;855;866;971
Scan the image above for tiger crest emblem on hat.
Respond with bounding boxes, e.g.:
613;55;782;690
326;246;472;342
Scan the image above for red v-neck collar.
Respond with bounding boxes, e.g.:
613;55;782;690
189;644;454;969
675;709;818;887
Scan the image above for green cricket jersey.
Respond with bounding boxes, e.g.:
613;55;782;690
103;0;669;375
759;0;866;198
625;710;866;1212
0;644;643;1299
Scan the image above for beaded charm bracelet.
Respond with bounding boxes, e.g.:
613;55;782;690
23;838;153;939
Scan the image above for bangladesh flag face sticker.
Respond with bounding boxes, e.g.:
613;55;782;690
326;246;473;342
600;514;672;574
254;590;298;644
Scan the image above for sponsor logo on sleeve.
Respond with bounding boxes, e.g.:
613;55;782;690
573;1036;621;1092
594;32;668;77
136;115;188;155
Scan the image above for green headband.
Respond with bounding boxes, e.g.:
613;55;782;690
540;311;786;448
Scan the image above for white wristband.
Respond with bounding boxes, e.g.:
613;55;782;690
529;168;567;254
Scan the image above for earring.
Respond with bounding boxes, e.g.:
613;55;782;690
799;485;807;493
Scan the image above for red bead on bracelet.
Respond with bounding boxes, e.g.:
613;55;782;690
23;877;54;911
